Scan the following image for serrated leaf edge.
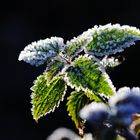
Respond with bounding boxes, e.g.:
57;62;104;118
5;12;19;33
64;54;116;97
30;76;67;121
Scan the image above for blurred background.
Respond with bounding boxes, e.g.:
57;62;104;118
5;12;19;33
1;0;140;139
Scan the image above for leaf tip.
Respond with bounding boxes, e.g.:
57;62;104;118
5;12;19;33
34;118;38;123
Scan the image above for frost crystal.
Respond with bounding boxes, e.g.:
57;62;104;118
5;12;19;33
109;87;140;126
100;56;120;68
65;54;115;99
18;23;140;136
81;87;140;127
65;36;92;59
18;37;65;66
80;102;109;124
46;127;94;140
82;23;140;56
109;87;140;107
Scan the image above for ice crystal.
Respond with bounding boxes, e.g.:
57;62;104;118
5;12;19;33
82;23;140;56
81;87;140;127
18;37;65;66
80;102;109;124
100;56;120;68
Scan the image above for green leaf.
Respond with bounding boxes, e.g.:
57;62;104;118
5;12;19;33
65;54;115;100
84;89;102;102
67;91;90;130
31;75;66;121
44;60;65;85
65;36;92;59
82;24;140;56
18;37;65;66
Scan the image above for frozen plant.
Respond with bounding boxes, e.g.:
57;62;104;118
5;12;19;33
80;87;140;140
46;127;93;140
19;23;140;139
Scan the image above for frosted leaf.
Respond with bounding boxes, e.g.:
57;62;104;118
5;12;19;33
65;54;116;100
111;104;139;126
67;91;90;130
46;127;94;140
80;102;109;124
18;37;65;66
31;75;67;121
109;87;140;126
44;60;65;85
80;87;140;127
46;127;80;140
82;23;140;56
109;87;140;108
65;36;92;59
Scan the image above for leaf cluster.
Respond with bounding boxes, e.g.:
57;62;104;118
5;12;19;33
18;24;140;135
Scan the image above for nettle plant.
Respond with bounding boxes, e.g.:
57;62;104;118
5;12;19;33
19;24;140;139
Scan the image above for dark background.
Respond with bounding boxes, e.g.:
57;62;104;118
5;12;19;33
1;0;140;140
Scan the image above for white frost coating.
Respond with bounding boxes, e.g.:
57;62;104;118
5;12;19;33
64;54;116;96
109;87;131;107
109;87;140;107
18;37;65;66
80;102;109;121
81;23;140;56
80;87;140;127
89;36;140;57
47;127;80;140
46;127;93;140
64;54;91;92
108;87;140;126
101;56;120;68
90;55;116;94
30;75;67;120
66;35;92;59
